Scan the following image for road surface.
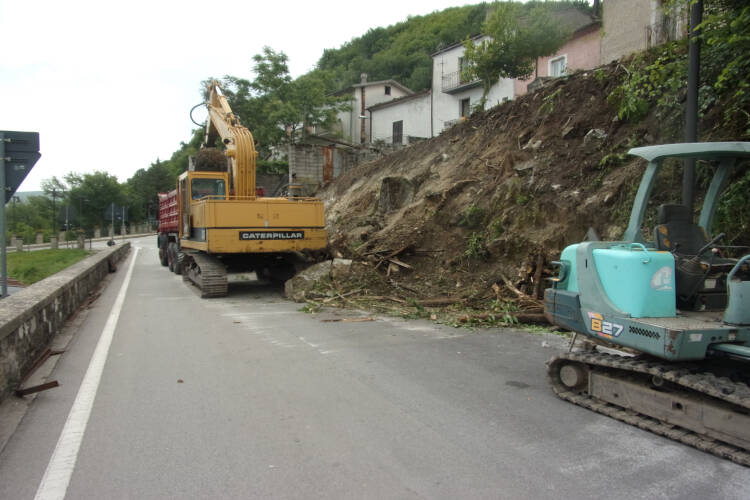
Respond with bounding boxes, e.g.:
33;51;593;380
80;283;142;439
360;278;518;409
0;235;748;499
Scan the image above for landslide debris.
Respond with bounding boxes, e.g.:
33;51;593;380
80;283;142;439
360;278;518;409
303;62;742;326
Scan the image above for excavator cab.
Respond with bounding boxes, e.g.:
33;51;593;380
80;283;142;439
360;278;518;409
191;177;226;200
545;142;750;361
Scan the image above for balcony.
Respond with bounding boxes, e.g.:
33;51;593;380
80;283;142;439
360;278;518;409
441;71;481;94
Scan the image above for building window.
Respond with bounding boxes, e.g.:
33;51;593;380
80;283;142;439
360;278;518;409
385;85;391;95
460;98;471;118
392;120;403;144
549;55;567;77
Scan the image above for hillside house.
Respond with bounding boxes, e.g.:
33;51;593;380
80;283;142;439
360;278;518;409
329;74;413;145
515;9;601;95
367;90;431;145
601;0;686;63
431;36;515;134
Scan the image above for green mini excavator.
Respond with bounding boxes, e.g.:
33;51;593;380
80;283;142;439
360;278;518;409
545;142;750;465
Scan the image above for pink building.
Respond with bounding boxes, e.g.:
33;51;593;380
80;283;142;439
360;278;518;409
515;16;601;96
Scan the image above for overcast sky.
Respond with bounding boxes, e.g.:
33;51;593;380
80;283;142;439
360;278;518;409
0;0;486;192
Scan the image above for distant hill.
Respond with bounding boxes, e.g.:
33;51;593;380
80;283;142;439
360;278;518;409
317;3;489;91
315;1;593;92
13;191;45;202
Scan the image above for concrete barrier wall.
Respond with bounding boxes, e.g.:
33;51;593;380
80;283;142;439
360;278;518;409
0;243;131;403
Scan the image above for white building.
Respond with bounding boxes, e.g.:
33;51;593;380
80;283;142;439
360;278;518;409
367;90;431;145
430;36;515;135
331;74;413;145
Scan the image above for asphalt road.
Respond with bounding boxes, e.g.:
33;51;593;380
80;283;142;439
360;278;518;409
0;235;748;499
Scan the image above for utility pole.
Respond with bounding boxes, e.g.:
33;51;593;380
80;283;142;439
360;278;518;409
683;0;703;213
52;187;56;233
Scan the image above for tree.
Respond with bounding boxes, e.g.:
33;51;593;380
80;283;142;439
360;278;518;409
221;47;350;156
9;196;51;242
315;4;490;91
462;1;572;108
125;160;175;225
64;171;125;231
40;177;68;231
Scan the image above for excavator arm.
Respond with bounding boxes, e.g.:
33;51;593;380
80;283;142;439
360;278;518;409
204;80;258;198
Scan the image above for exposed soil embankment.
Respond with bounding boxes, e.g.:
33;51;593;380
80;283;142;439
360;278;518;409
305;62;741;324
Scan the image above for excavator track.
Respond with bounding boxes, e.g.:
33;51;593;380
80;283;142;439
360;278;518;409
180;251;228;298
548;351;750;466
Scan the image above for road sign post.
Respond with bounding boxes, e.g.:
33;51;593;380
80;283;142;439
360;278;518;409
1;131;41;297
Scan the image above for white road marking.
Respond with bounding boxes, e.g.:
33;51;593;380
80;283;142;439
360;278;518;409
298;336;320;348
34;248;140;500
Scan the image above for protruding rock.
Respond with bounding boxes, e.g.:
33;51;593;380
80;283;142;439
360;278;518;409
584;128;607;146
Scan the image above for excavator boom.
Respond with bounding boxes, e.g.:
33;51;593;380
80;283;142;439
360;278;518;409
204;81;257;199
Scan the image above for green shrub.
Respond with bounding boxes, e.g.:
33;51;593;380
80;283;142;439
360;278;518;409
459;204;485;228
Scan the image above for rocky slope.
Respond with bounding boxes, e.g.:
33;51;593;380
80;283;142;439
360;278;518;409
302;61;743;324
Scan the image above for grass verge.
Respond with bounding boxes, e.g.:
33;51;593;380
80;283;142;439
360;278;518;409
8;249;94;285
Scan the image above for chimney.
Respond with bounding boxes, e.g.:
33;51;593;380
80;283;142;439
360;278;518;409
360;73;368;84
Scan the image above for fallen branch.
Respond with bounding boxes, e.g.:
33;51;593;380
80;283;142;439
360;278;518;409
499;273;528;299
352;295;407;304
321;317;376;323
457;312;549;325
416;297;466;307
388;257;412;269
532;252;545;300
388;279;419;293
514;313;549;325
322;288;363;303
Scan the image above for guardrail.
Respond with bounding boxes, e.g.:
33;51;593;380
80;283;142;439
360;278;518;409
0;243;131;403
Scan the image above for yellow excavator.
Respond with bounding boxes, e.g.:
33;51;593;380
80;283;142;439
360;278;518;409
157;80;327;297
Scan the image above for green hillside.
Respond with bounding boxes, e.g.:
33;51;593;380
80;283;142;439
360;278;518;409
316;4;488;91
315;1;592;91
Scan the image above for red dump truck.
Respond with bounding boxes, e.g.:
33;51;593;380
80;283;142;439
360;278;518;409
157;190;179;271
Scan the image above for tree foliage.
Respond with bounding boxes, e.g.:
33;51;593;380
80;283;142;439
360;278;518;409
609;0;750;138
462;1;573;107
64;171;126;231
316;4;490;91
220;47;349;157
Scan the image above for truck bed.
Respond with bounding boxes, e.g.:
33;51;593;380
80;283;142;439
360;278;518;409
158;190;178;233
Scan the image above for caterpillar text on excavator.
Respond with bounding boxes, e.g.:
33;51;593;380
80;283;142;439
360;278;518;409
157;81;327;297
545;142;750;466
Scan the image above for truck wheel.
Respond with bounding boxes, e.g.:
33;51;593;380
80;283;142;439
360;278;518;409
174;251;183;275
159;247;168;266
167;242;176;272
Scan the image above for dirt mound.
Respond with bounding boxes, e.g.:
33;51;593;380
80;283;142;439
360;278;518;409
195;148;227;171
311;62;734;324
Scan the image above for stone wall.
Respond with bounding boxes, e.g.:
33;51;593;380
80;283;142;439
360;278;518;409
0;243;130;403
288;143;397;194
289;144;325;188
